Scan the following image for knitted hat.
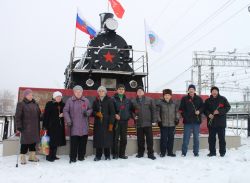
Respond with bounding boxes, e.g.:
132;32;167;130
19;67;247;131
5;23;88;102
23;89;32;97
163;89;172;95
210;86;219;93
97;86;107;94
53;91;62;99
188;84;196;91
136;86;144;92
73;85;83;91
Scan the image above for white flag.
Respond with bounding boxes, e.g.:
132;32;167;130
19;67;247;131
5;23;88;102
145;23;165;52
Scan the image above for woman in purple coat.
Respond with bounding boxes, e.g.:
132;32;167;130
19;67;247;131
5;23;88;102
63;85;92;162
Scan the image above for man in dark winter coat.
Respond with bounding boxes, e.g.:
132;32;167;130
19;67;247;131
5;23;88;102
43;91;66;162
15;89;41;165
204;86;231;157
63;85;92;162
92;86;115;161
156;89;179;157
112;84;133;159
179;84;204;157
132;86;156;160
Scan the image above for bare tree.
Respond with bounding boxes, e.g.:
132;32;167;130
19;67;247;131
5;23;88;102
0;89;15;115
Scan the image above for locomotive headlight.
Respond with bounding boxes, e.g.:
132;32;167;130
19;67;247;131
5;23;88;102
86;78;94;87
105;18;118;30
129;80;138;89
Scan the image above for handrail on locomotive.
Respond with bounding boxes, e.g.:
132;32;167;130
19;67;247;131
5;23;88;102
65;45;149;91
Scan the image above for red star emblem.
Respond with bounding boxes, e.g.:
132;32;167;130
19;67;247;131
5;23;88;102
104;51;115;63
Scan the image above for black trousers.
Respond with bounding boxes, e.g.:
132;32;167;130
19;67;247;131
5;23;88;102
96;148;110;158
208;127;226;155
136;127;154;156
160;126;175;155
112;120;128;157
20;143;36;154
47;145;58;159
70;135;88;160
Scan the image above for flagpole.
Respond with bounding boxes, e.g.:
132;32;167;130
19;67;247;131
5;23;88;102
107;0;110;12
74;26;77;48
144;19;149;92
74;8;78;48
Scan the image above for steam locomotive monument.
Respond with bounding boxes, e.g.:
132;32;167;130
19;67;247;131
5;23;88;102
64;12;148;92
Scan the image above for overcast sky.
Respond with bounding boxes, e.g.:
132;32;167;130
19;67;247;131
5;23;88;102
1;0;250;101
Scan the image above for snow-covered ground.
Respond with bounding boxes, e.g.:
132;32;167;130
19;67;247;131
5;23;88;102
0;137;250;183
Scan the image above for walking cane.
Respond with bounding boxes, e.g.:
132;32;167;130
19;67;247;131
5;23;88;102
69;125;71;164
15;133;21;168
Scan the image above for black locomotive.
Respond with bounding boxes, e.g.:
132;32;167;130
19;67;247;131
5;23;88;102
64;13;148;91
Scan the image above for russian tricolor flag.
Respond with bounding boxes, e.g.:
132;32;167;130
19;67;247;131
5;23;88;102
76;11;97;39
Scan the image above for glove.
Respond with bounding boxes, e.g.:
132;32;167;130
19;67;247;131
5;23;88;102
108;124;113;132
175;120;179;126
83;110;88;117
17;128;23;132
67;122;72;127
158;122;162;128
96;111;103;119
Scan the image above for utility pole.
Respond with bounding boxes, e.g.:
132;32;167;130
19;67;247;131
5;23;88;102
198;64;201;95
210;57;215;87
192;50;250;95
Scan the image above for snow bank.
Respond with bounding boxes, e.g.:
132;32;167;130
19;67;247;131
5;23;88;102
0;138;249;183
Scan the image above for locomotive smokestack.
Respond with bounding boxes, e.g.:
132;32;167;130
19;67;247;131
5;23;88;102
99;13;114;31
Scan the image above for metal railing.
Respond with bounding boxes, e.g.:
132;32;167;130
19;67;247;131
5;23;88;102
0;115;15;142
65;46;149;91
226;113;250;137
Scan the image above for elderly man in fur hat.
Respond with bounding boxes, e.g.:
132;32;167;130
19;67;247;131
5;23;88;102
156;89;179;157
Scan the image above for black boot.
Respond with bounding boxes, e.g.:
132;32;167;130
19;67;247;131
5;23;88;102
167;153;176;157
148;154;156;160
105;156;111;160
194;153;199;157
119;155;128;159
94;157;101;161
207;153;216;157
113;154;119;159
52;147;60;160
46;155;55;162
160;153;165;157
136;154;143;158
220;153;225;157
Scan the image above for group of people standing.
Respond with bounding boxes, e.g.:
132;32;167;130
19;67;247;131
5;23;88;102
15;83;230;165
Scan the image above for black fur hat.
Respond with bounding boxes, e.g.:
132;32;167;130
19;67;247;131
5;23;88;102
136;86;144;92
163;89;172;95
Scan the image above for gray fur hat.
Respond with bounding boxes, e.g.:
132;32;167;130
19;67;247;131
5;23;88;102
73;85;83;91
97;86;107;94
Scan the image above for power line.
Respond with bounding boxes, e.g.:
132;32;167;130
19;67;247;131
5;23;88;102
151;0;175;27
150;0;237;70
151;2;250;72
163;0;201;35
155;65;193;90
